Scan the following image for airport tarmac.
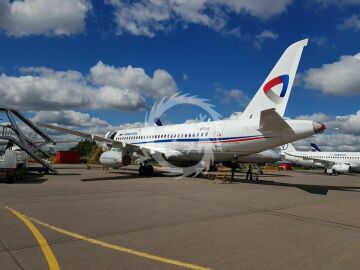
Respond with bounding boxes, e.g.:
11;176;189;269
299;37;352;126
1;164;360;270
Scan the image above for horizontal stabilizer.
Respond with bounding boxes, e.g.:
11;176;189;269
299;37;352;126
259;108;292;132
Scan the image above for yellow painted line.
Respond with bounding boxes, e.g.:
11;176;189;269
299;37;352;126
5;207;60;270
6;207;210;270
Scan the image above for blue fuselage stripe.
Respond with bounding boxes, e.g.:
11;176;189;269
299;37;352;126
117;135;264;145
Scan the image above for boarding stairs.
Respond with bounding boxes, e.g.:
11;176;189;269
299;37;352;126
0;107;58;174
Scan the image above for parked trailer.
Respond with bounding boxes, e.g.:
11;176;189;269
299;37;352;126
0;149;28;183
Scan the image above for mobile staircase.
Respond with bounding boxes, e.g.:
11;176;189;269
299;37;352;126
0;107;57;174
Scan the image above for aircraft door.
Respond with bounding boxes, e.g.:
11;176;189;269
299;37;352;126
213;123;224;149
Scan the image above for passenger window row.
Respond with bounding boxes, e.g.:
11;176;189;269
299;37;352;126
118;132;209;141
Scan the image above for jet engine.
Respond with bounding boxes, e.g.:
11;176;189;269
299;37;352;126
332;164;352;174
99;150;131;168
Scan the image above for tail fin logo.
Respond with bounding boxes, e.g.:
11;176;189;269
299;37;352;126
280;144;288;150
263;74;289;104
311;143;321;152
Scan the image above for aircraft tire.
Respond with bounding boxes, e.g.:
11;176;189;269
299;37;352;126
139;165;145;176
146;165;154;176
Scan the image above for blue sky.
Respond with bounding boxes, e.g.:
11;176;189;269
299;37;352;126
1;0;360;151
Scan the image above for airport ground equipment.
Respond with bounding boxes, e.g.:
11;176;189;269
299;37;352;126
264;164;280;173
86;147;103;169
213;166;231;184
0;107;57;175
0;149;27;183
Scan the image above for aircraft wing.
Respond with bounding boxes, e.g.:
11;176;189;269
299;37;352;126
285;151;333;167
37;122;114;144
36;122;171;158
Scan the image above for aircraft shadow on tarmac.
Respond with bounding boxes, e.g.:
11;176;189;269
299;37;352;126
80;171;165;182
80;169;360;195
80;168;290;182
0;173;48;184
237;179;360;195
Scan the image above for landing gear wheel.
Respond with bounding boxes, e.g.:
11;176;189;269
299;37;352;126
7;176;15;184
146;165;154;176
143;165;154;176
139;165;145;176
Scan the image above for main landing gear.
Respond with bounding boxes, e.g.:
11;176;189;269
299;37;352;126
139;164;154;176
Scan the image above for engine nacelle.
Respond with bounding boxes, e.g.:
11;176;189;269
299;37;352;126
99;150;131;168
332;164;352;174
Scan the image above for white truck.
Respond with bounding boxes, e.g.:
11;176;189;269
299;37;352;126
0;149;28;183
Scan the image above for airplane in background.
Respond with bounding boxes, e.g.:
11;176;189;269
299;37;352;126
38;39;326;176
281;143;360;174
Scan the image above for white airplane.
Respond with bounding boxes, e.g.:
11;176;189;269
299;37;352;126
38;39;326;176
281;143;360;174
152;118;281;165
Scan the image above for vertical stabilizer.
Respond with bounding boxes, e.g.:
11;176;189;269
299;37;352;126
241;39;308;119
311;143;321;152
280;143;297;153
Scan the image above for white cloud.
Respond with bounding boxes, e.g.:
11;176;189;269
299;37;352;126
294;111;360;151
293;133;360;152
295;113;331;124
0;62;178;111
254;30;279;49
222;27;242;38
90;61;177;99
303;53;360;95
215;87;250;107
311;36;328;47
182;73;188;81
0;0;91;37
316;0;360;7
227;111;243;120
338;14;360;31
106;0;292;37
32;111;108;128
216;0;292;19
296;111;360;135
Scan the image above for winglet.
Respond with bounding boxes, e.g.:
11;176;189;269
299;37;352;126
154;118;163;126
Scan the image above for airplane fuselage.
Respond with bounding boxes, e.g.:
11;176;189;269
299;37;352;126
283;151;360;173
105;118;319;164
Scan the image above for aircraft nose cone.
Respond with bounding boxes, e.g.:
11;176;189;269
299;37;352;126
313;121;326;134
